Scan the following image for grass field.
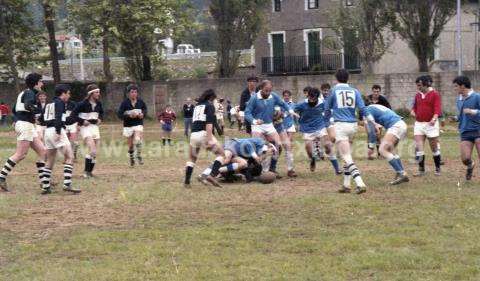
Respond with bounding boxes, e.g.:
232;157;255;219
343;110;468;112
0;121;479;281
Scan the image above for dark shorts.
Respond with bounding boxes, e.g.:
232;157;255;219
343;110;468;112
162;123;173;132
245;120;252;134
461;130;480;143
274;122;285;133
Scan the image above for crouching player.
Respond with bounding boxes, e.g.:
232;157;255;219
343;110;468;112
364;104;409;185
295;87;341;174
118;84;147;167
184;89;224;188
73;84;104;178
43;84;81;194
454;76;480;181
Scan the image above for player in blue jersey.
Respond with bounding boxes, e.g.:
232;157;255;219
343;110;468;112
325;69;370;194
364;104;409;185
453;76;480;181
272;93;297;177
295;87;341;174
245;80;298;177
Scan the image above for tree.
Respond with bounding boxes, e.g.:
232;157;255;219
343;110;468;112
0;1;41;92
40;0;61;83
210;0;267;77
112;0;190;81
329;0;395;73
387;0;457;72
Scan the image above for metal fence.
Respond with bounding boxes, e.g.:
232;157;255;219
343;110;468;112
261;54;361;75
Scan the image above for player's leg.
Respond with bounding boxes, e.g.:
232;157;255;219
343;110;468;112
379;134;409;185
43;148;57;194
134;129;144;165
185;145;200;187
461;140;475;181
166;127;173;145
0;140;31;191
127;134;135;167
321;135;341;175
279;130;296;177
265;132;282;176
68;127;80;161
83;137;97;178
59;143;80;193
31;136;49;192
304;138;315;172
428;136;441;175
413;131;426;176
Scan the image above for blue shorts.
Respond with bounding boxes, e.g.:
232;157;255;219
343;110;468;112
224;139;239;156
274;123;285;133
162;123;173;132
461;130;480;143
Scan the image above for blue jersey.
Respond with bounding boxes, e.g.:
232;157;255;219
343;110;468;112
456;91;480;134
366;104;402;129
283;101;295;128
228;137;266;158
325;83;367;123
245;92;291;124
294;98;329;133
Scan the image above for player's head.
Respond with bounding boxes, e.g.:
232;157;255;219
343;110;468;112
37;91;47;104
335;69;349;83
424;75;433;87
165;104;172;111
303;86;312;97
186;97;192;104
260;80;273;98
126;84;138;100
247;76;258;89
372;84;381;97
282;90;292;102
86;84;101;101
320;83;331;97
307;87;320;105
219;98;224;103
453;75;471;94
55;84;71;101
415;75;430;93
25;73;43;90
197;89;217;103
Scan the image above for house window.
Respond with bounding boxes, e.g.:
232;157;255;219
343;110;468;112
345;0;354;6
273;0;281;12
308;0;319;9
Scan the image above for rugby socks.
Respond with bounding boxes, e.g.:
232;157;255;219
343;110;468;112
162;138;166;146
0;158;16;180
343;165;351;188
64;164;73;187
329;155;340;174
135;142;143;161
85;154;95;173
433;150;441;170
219;163;239;174
395;155;405;174
346;162;366;188
210;157;223;177
286;151;294;171
72;142;79;159
269;158;278;173
128;150;135;165
91;156;96;172
168;139;172;145
185;162;195;184
36;161;48;186
416;151;425;171
42;167;52;189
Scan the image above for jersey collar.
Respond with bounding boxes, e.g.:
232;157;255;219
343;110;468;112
336;83;349;87
256;91;273;100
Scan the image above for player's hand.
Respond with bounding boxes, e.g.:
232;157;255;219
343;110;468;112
291;112;300;119
464;108;477;115
138;113;144;119
55;133;61;142
83;120;90;126
375;124;381;135
255;119;264;125
160;120;165;125
207;139;216;148
97;119;102;125
429;119;436;126
410;110;416;117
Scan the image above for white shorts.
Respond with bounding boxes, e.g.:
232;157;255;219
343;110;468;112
15;121;38;142
190;131;218;148
252;123;277;135
65;123;78;134
44;127;70;150
36;125;46;138
286;125;296;133
123;125;144;138
334;122;358;142
386;120;408;140
80;124;101;140
414;120;440;138
303;128;328;141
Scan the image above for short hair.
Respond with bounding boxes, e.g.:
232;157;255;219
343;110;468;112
259;80;272;89
335;69;349;83
55;84;70;96
453;76;472;89
86;84;99;93
303;86;312;93
320;83;331;91
25;73;43;89
415;75;430;87
424;75;433;86
372;84;381;91
247;76;258;82
126;83;138;93
308;87;320;98
282;90;292;96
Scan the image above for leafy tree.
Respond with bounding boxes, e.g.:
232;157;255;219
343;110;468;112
329;0;395;73
210;0;267;77
387;0;457;72
40;0;62;83
0;0;41;92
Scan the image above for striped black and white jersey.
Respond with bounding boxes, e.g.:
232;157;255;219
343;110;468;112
12;88;39;123
43;97;67;134
72;99;104;126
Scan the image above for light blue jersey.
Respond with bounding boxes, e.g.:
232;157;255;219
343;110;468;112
456;91;480;134
294;98;329;133
245;92;291;124
366;104;402;129
325;83;367;123
226;137;266;158
283;101;295;128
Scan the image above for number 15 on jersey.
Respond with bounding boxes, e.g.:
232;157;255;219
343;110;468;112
335;90;356;108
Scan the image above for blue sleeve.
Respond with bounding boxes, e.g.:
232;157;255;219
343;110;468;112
366;121;377;147
243;142;256;158
324;95;334;120
356;91;368;118
245;97;255;123
275;94;291;113
294;103;303;113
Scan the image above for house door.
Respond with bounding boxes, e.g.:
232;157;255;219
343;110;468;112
272;33;284;72
308;31;321;69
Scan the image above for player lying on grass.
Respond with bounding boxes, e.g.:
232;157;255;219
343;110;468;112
184;89;224;188
42;84;81;194
364;104;409;185
118;84;147;167
454;75;480;181
294;87;341;175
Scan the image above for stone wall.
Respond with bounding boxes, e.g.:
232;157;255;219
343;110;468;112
1;71;479;120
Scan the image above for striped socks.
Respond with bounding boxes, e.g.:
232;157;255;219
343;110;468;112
0;158;16;180
64;164;73;187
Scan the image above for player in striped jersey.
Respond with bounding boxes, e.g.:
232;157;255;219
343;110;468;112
43;84;81;194
0;73;48;192
72;84;104;178
65;99;79;161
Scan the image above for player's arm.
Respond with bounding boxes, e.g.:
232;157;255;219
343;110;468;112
54;100;64;135
23;90;37;112
141;101;147;118
117;101;127;120
244;97;259;124
72;102;85;126
205;104;216;144
431;92;441;124
356;91;369;120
